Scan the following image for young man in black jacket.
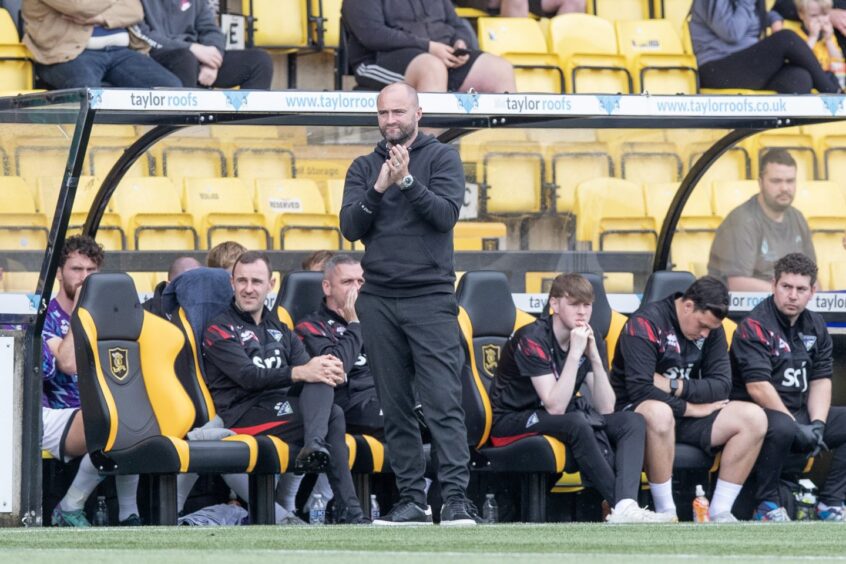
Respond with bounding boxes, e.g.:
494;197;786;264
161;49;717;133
202;251;366;523
341;0;514;92
610;276;767;522
340;82;476;526
731;253;846;521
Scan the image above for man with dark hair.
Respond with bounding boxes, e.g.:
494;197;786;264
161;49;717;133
731;252;846;521
43;235;141;526
491;273;673;523
202;251;367;524
708;148;817;291
341;82;476;526
136;0;272;89
610;276;767;522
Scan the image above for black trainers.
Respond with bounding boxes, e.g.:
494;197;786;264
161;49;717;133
373;499;433;526
464;499;487;524
333;504;371;525
440;497;477;527
294;439;331;474
119;514;142;526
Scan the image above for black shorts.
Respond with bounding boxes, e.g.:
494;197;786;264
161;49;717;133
676;410;722;455
528;0;557;17
354;48;483;91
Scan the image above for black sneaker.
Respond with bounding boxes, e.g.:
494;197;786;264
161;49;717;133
334;504;371;525
294;439;331;474
440;497;477;527
119;514;142;526
464;499;487;524
373;499;433;526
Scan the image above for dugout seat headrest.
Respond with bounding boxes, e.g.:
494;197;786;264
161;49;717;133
455;270;516;337
76;272;143;340
641;270;695;306
274;271;325;328
580;273;611;338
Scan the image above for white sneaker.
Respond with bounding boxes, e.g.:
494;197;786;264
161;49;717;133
709;511;739;523
606;503;678;524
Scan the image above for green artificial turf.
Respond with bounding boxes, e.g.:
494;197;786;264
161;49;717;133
2;523;846;564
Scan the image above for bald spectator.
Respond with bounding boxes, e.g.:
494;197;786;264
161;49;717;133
342;0;515;92
143;256;202;318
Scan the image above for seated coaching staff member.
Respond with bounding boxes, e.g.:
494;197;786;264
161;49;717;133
202;251;366;524
295;254;384;435
731;253;846;521
340;82;477;526
490;273;674;523
610;276;767;522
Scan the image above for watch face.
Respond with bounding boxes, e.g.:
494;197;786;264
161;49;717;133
402;175;413;188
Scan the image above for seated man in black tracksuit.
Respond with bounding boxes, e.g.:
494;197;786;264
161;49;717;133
341;0;514;93
610;276;767;522
295;254;384;436
202;250;366;524
731;252;846;522
490;273;674;523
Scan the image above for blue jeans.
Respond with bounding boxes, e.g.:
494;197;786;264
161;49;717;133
36;47;182;89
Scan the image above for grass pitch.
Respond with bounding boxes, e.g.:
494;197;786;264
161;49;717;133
2;523;846;563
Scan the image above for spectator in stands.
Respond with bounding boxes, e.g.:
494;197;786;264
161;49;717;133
610;276;767;522
135;0;273;89
44;235;141;526
690;0;840;93
486;0;585;17
207;241;246;273
142;256;201;319
342;0;516;92
730;253;846;521
708;149;816;292
302;250;336;272
490;273;675;523
202;251;367;524
287;255;383;516
22;0;182;89
774;0;846;63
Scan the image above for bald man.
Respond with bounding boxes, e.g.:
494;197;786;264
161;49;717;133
341;83;477;526
143;256;202;318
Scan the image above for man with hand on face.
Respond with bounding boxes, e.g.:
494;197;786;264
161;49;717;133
490;273;674;523
202;251;367;524
341;82;476;526
731;253;846;521
610;276;768;522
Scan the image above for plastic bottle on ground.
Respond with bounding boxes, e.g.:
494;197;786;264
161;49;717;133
482;493;498;524
692;484;710;524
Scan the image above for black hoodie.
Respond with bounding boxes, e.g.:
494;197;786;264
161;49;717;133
340;132;464;297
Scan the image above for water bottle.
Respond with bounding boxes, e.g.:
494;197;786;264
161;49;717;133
482;493;498;524
369;494;380;521
692;484;710;524
309;493;326;525
93;496;109;526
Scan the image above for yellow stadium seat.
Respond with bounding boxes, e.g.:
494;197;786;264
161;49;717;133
549;14;632;94
0;176;48;250
812;231;844;289
589;0;650;21
254;178;341;250
454;221;508;251
86;138;153;178
830;262;846;290
3;271;40;292
711;179;759;218
310;0;342;49
161;140;227;183
615;19;698;94
14;138;68;184
479;142;547;216
575;177;656;251
324;179;345;215
793;180;846;233
210;125;279;140
231;141;295;181
547;143;614;213
242;0;310;49
183;177;270;250
509;53;565;93
687;144;752;185
476;18;563;93
460;130;529;170
0;8;35;93
127;272;155;294
112;177;198;250
656;0;692;31
36;176;125;250
820;134;846;181
620;142;683;184
525;271;557;293
293;144;371;184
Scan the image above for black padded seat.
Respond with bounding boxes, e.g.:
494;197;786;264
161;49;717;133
641;270;695;306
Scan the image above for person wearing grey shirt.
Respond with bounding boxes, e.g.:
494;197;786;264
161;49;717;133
708;149;816;291
690;0;839;93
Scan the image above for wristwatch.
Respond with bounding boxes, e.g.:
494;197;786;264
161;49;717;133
669;378;680;397
400;174;414;190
